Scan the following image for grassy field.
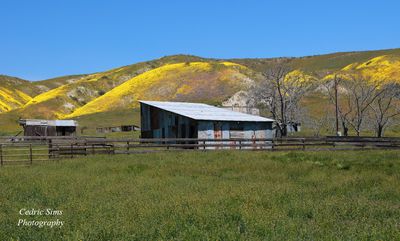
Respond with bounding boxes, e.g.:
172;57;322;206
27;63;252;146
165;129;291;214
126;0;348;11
1;150;399;240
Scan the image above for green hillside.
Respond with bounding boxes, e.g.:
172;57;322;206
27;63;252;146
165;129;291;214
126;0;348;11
33;74;87;92
0;48;400;135
232;48;400;73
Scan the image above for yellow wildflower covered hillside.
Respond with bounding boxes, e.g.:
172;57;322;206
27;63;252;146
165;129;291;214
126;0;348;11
0;75;40;112
0;87;32;112
67;62;254;117
14;55;210;119
340;55;400;84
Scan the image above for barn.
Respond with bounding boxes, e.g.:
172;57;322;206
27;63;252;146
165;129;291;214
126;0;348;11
19;119;78;136
140;101;274;140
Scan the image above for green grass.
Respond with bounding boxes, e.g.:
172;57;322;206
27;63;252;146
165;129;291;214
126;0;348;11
1;150;399;240
72;108;140;136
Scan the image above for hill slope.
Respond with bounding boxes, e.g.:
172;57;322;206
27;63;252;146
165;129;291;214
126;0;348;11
341;55;400;83
0;75;41;112
33;74;87;92
67;61;256;117
15;55;209;119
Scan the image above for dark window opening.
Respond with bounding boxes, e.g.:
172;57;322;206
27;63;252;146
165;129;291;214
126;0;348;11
229;122;244;131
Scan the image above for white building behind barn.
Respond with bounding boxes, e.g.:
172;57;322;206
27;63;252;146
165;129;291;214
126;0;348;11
140;101;275;142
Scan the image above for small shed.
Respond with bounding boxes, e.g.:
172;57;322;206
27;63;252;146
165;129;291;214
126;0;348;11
19;119;78;136
140;101;274;140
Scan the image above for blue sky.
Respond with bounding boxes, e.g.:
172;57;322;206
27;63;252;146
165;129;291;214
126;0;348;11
1;0;399;80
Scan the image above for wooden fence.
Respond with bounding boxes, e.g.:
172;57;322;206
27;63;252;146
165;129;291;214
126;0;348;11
1;136;400;165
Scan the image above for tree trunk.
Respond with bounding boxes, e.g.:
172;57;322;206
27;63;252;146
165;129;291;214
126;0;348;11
342;122;348;136
376;125;383;138
281;124;287;137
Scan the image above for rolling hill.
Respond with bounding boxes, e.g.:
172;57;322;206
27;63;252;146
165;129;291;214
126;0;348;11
12;55;210;119
341;55;400;83
67;61;256;117
0;75;41;112
0;48;399;134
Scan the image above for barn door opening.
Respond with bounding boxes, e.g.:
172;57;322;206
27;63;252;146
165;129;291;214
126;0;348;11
189;125;197;138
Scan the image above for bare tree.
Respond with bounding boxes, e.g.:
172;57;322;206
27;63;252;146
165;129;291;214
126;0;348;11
342;75;384;136
367;83;400;137
324;74;386;136
323;73;400;137
249;65;315;136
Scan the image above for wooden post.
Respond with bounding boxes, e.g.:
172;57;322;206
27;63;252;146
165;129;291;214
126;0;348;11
0;144;3;166
302;139;306;150
334;75;339;136
48;139;53;159
29;144;33;165
70;144;73;158
239;140;242;150
127;141;130;154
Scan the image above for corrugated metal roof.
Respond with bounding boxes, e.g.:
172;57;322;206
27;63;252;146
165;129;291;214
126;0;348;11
19;119;78;126
140;101;274;122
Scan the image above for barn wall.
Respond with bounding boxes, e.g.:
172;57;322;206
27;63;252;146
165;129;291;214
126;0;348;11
23;125;75;136
141;103;197;139
198;121;273;139
140;104;151;133
197;121;273;149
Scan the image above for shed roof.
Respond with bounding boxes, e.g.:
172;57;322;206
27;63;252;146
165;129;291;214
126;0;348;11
139;101;274;122
19;119;78;127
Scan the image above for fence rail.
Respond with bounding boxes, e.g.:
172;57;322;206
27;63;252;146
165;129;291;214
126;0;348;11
1;136;400;165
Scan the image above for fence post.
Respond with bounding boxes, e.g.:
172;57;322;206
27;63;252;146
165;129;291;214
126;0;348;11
29;144;33;165
0;144;3;166
302;139;306;151
70;144;73;158
48;139;53;159
239;140;242;150
127;141;130;155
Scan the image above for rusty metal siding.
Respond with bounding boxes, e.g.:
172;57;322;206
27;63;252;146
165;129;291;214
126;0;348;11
23;125;75;136
196;121;273;149
141;103;198;139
